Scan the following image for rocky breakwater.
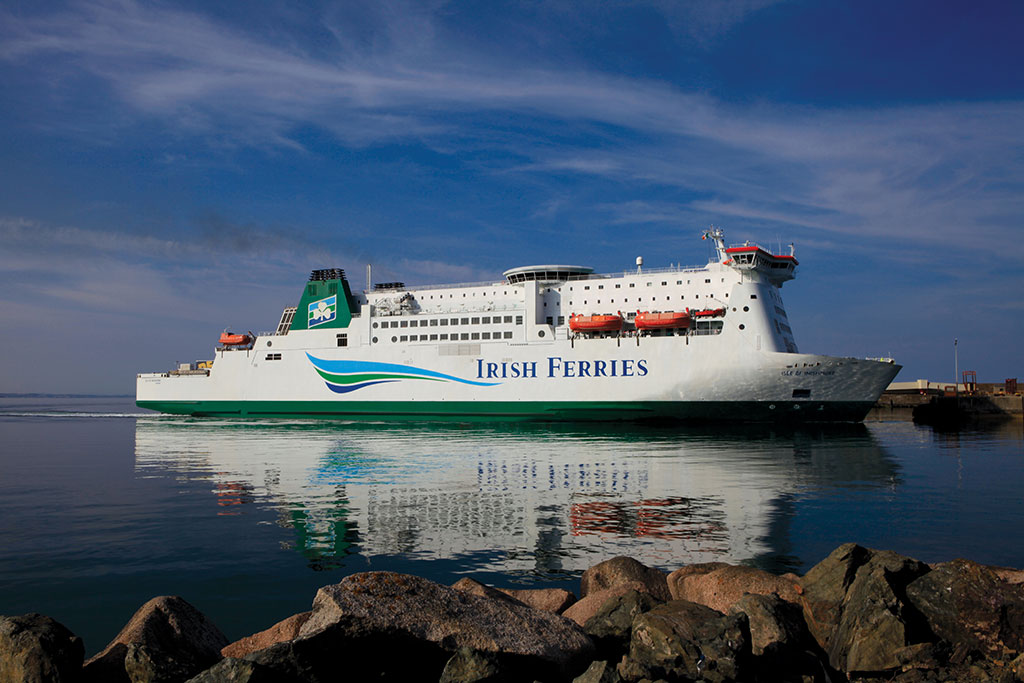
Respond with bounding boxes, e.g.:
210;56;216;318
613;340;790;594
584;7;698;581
4;544;1024;682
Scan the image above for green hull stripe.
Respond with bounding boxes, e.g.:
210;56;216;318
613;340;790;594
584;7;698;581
313;369;443;385
135;399;876;423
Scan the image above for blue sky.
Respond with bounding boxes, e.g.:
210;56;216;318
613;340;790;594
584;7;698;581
1;0;1021;394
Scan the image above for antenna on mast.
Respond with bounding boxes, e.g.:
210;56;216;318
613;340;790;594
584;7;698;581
701;226;728;263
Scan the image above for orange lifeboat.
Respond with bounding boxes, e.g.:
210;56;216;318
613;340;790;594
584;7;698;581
569;313;624;332
634;310;691;330
692;307;726;318
219;332;253;346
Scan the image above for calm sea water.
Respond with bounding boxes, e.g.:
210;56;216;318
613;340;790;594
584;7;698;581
1;396;1022;654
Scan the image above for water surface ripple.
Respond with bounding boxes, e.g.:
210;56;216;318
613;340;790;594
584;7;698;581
1;397;1021;652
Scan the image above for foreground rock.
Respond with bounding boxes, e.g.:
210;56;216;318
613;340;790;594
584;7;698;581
906;558;1024;663
580;556;670;602
563;582;652;627
185;657;288;682
582;589;661;660
797;543;931;675
83;596;229;683
14;543;1024;682
0;613;84;683
668;563;801;613
498;588;577;614
291;571;594;680
619;600;751;682
221;612;311;659
451;578;530;608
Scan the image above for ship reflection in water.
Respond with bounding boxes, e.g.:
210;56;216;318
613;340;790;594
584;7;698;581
133;420;900;575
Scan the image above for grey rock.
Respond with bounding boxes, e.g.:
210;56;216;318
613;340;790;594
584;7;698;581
798;543;930;674
438;647;506;683
583;589;661;661
0;613;84;683
298;572;594;680
126;642;204;683
906;558;1024;662
185;657;295;682
572;659;622;683
729;592;808;656
623;599;751;683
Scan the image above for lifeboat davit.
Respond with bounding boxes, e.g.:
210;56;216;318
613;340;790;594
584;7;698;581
634;311;691;330
219;332;253;346
692;307;726;318
569;313;624;332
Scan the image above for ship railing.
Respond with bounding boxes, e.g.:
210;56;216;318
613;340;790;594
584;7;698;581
373;263;712;293
727;242;795;257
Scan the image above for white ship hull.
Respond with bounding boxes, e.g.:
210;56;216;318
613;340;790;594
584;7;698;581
137;232;900;422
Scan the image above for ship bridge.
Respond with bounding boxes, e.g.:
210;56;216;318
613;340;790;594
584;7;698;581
502;265;593;284
703;228;797;286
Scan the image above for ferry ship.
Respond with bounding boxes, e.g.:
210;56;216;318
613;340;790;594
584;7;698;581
136;229;900;421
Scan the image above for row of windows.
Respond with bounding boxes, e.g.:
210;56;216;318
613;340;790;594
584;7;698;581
375;315;522;329
420;290;515;299
391;331;515;343
552;293;726;308
264;353;282;361
407;276;729;300
571;277;722;291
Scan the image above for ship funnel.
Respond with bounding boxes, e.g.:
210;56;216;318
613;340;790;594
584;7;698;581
293;268;355;331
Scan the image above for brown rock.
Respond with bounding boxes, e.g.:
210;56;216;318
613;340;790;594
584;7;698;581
497;588;577;614
451;578;576;614
991;566;1024;586
220;612;311;659
1011;652;1024;680
562;582;649;626
0;613;84;683
83;596;228;683
665;562;731;595
299;572;594;679
668;564;801;613
580;556;670;601
451;578;527;607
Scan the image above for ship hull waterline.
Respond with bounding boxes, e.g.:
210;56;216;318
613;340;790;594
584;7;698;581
136;398;879;422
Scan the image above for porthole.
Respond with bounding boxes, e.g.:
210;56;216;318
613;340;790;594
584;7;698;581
372;337;378;343
743;306;749;312
538;330;545;338
391;336;397;343
372;322;378;328
739;324;745;330
768;404;776;410
266;341;272;347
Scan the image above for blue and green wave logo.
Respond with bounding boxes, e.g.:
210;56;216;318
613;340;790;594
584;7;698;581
307;354;499;394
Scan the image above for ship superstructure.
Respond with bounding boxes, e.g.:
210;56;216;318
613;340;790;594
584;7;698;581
137;229;900;421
